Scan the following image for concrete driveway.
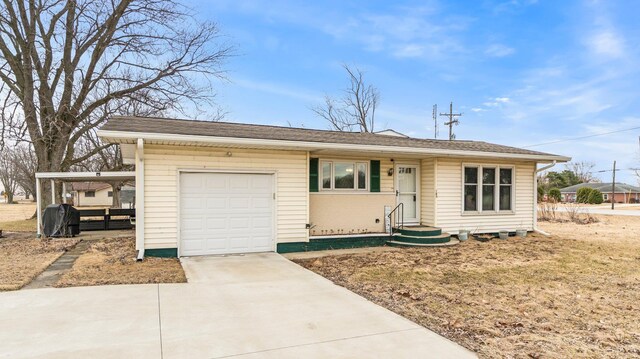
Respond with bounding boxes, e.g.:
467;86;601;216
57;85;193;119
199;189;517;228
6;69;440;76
0;253;474;358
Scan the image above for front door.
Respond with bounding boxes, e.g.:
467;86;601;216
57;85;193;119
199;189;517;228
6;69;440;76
396;165;419;223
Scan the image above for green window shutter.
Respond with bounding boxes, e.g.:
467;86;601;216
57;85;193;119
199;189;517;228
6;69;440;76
309;158;319;192
370;160;380;192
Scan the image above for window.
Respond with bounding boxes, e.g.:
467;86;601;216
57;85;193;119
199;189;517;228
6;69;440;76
321;162;332;189
320;161;367;190
463;165;514;213
499;168;512;210
482;168;495;211
464;167;478;211
603;193;609;200
85;191;95;198
108;191;114;198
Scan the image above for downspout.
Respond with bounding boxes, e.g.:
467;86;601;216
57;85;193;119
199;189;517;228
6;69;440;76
533;160;556;236
135;139;145;261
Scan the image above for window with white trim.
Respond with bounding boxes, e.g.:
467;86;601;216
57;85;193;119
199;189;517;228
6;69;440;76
463;165;513;212
320;161;368;190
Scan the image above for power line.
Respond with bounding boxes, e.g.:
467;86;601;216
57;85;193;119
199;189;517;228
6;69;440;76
523;126;640;148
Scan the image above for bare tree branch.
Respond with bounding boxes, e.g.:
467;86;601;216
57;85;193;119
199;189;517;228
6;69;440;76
0;0;232;207
312;64;379;133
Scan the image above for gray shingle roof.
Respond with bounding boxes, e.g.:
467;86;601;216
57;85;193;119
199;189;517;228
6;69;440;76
101;116;566;159
560;183;640;193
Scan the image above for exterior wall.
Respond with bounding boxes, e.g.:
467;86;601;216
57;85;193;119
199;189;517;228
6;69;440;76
309;194;395;235
308;155;417;236
74;188;113;207
606;192;640;203
143;145;308;249
420;158;436;226
434;158;536;234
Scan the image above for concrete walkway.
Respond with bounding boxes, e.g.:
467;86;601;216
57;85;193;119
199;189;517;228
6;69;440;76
0;253;475;358
23;240;91;290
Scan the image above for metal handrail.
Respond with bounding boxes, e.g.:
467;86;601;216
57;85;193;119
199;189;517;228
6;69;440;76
387;202;404;236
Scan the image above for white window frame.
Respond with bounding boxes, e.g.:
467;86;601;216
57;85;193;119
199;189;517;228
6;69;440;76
319;160;368;191
461;164;515;214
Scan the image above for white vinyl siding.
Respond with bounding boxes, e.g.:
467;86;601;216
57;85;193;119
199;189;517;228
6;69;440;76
435;158;535;234
420;158;436;226
143;145;308;249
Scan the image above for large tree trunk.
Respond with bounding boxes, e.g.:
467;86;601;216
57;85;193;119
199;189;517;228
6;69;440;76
109;181;124;208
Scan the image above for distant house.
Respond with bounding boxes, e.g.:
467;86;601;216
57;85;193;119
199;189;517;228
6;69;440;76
560;183;640;203
69;182;135;207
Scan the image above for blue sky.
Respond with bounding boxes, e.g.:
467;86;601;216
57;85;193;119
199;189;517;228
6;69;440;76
193;0;640;185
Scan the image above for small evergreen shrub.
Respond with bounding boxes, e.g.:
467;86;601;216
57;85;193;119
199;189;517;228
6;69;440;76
548;188;562;202
588;189;603;204
576;187;593;203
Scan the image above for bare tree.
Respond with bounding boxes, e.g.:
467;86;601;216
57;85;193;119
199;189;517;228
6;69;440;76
11;144;38;201
0;148;19;203
565;161;598;183
312;64;380;132
0;0;232;208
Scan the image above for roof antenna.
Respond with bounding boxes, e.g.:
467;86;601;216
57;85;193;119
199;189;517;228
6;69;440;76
432;104;438;139
439;102;462;141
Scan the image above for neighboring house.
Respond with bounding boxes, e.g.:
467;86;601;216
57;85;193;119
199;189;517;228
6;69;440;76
560;183;640;203
98;116;570;258
70;182;136;207
70;182;114;207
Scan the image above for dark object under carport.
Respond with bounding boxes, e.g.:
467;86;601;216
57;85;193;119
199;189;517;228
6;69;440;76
42;204;80;237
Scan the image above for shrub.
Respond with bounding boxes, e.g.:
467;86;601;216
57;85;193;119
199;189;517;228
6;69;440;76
537;186;545;202
588;189;603;204
548;188;561;202
576;187;593;203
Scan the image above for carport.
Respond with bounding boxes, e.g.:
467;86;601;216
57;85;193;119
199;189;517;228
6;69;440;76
35;171;136;237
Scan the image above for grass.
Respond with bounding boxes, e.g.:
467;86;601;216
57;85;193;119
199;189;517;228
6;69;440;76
56;237;186;287
0;233;79;291
0;202;36;221
0;218;37;232
295;217;640;358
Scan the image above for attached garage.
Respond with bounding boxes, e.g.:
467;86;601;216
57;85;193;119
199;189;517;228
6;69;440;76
179;172;275;256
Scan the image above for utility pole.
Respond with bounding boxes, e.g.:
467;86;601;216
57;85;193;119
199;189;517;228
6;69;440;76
439;102;462;141
611;160;616;210
432;104;438;139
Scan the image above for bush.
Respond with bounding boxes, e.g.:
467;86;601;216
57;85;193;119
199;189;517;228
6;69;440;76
588;189;603;204
548;188;561;202
576;187;593;203
537;186;545;202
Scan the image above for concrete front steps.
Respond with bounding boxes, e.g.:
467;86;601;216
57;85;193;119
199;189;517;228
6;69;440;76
387;226;459;247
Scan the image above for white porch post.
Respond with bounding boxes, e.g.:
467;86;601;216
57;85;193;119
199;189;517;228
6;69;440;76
50;179;55;204
62;182;67;204
36;178;42;236
135;138;145;259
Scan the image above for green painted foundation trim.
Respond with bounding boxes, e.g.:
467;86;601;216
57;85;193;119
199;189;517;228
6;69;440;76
392;234;451;244
145;248;178;258
397;228;442;237
277;236;389;253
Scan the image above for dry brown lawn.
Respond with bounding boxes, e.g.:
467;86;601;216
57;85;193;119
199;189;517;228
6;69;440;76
0;218;37;232
56;237;186;287
0;233;78;291
0;202;36;221
295;215;640;358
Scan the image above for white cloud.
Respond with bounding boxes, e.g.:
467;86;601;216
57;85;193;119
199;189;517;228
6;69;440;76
587;30;624;59
484;44;515;57
233;78;322;103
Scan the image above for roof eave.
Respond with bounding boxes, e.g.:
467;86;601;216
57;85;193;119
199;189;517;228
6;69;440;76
97;129;571;162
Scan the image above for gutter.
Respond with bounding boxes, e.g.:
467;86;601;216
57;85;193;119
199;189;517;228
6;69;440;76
533;160;557;236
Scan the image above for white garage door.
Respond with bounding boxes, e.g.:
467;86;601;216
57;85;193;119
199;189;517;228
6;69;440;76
180;172;274;256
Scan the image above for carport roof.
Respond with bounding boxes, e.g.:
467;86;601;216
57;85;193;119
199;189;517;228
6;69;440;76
98;116;571;162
